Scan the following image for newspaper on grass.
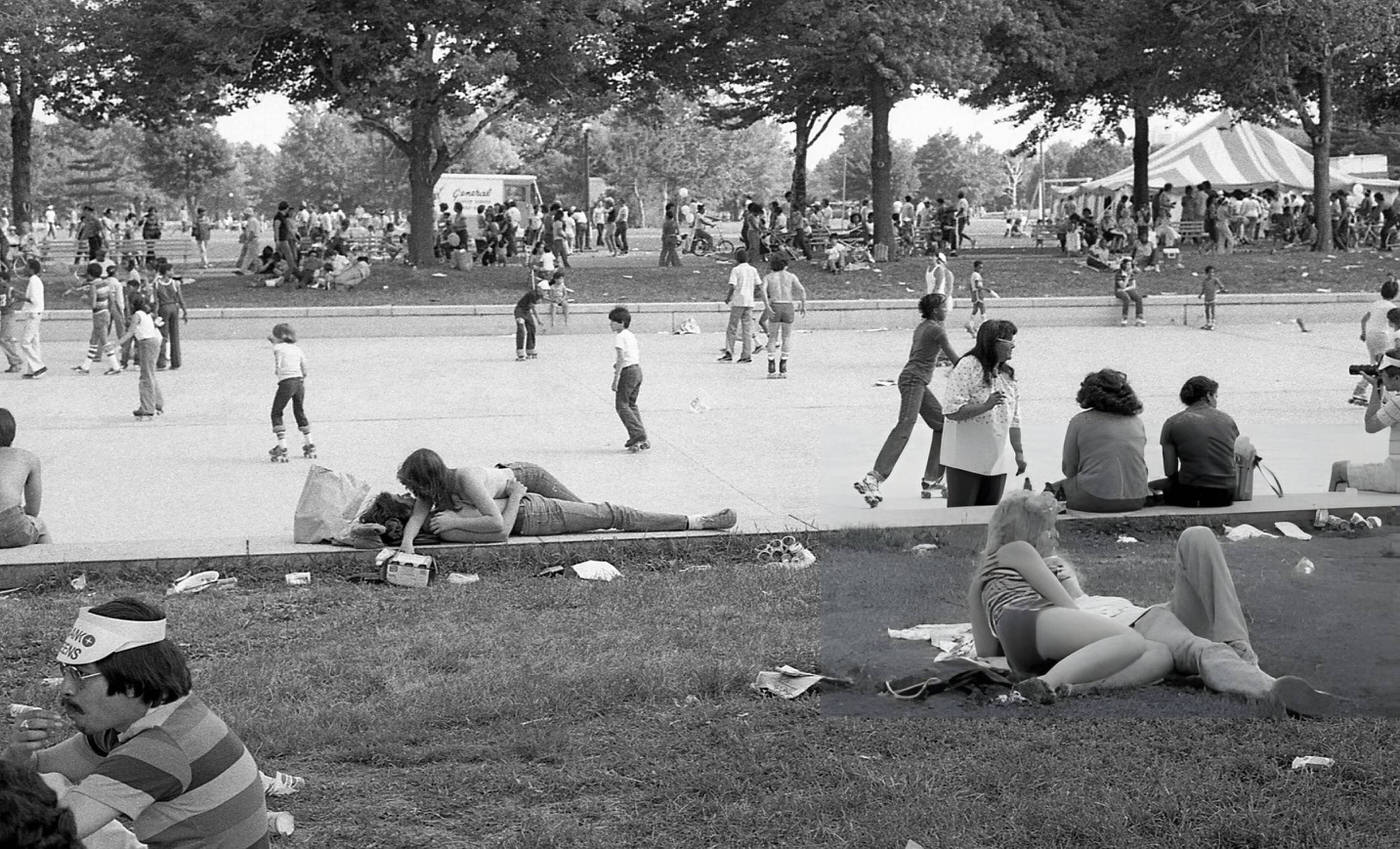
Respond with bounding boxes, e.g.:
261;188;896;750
1224;523;1277;542
751;665;852;699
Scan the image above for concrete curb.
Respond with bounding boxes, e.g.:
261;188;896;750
3;493;1395;587
32;292;1380;340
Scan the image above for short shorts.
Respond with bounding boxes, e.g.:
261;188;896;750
1346;457;1400;493
994;605;1053;675
769;302;795;324
0;505;40;548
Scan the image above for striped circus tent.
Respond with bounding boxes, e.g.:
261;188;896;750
1077;111;1392;195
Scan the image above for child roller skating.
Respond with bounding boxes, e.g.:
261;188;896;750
267;323;315;462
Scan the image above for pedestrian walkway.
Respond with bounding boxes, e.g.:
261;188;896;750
0;320;1394;564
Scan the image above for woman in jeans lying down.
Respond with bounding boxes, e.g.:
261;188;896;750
393;449;736;551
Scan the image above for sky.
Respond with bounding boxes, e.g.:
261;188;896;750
213;92;1189;163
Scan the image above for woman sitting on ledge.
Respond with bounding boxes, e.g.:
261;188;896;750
1047;369;1149;513
393;449;736;552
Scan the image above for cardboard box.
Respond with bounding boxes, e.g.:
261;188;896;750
376;548;435;588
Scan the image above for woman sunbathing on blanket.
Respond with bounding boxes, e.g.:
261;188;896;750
393;449;736;552
968;489;1173;704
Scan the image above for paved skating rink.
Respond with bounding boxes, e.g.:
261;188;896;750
3;313;1380;544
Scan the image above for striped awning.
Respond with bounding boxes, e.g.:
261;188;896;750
1078;112;1394;194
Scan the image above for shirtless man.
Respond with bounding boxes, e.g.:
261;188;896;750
0;407;49;547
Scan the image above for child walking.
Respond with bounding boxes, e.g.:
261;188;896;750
545;269;570;328
113;296;163;418
514;288;543;360
610;305;648;452
1198;265;1227;329
268;323;314;462
965;260;987;335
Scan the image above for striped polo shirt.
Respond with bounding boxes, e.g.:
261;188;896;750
66;694;268;849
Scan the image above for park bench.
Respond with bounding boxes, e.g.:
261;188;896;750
42;237;196;269
807;227;830;257
1176;220;1208;252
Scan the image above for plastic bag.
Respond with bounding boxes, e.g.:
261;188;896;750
293;465;372;544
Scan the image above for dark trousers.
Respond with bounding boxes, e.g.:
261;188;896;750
872;380;944;482
616;222;629;253
515;312;536;354
156;305;181;368
271;377;309;432
615;364;646;445
945;467;1007;507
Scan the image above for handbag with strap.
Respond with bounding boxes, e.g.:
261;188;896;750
1234;435;1283;501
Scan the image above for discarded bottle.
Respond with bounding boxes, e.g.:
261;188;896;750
1294;557;1315;576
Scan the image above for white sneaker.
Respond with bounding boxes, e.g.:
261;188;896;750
1135;318;1147;326
1119;319;1128;326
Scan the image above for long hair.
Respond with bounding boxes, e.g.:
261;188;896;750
959;319;1017;386
982;490;1060;558
90;598;191;707
397;448;454;509
1076;369;1143;415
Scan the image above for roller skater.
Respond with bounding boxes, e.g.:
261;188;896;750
267;323;314;463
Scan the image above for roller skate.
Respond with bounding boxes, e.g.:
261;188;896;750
921;478;946;500
302;443;317;460
853;472;883;508
269;445;290;463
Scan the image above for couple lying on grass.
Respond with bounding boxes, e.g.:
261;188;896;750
385;449;736;551
969;490;1341;715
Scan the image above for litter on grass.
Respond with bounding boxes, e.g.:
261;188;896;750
571;560;622;581
70;572;87;591
1116;535;1139;544
535;565;565;577
267;812;295;837
1224;523;1278;541
284;572;312;586
907;543;939;555
261;771;307;797
751;665;852;699
1274;521;1312;540
679;563;713;573
165;570;236;595
430;272;447;278
1291;755;1335;770
447;572;480;584
1294;557;1315;576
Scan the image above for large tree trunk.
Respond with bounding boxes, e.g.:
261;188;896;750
1132;105;1150;213
869;77;894;251
791;106;813;212
9;92;35;236
1310;68;1333;253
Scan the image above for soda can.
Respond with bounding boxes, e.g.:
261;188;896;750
284;572;312;586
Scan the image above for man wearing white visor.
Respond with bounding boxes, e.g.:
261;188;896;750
1329;349;1400;493
4;598;268;849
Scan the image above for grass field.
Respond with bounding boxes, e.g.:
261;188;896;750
38;233;1400;311
4;528;1396;848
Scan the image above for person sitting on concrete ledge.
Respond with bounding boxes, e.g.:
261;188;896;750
0;407;49;547
1149;375;1238;508
1046;369;1150;513
1329;347;1400;493
393;450;737;552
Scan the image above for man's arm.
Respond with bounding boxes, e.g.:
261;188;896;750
23;455;41;517
64;794;125;839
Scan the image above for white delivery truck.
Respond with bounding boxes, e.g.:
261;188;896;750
434;173;543;210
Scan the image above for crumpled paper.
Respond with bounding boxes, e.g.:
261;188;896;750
571;560;622;581
1224;523;1277;542
751;665;852;699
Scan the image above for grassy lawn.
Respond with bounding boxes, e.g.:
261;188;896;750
43;239;1400;311
4;529;1396;847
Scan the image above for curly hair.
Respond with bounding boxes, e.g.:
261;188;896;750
917;293;946;320
0;762;82;849
1076;369;1143;415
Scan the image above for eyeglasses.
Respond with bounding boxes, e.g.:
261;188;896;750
996;337;1016;345
58;664;103;686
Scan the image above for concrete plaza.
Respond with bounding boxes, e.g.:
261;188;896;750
0;306;1388;550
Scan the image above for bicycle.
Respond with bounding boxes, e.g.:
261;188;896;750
688;229;734;258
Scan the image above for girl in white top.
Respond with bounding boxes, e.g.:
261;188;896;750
267;323;314;461
113;295;163;417
941;319;1025;507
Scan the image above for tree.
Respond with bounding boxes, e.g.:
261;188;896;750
967;0;1210;210
0;0;77;233
912;131;1006;207
243;0;623;264
809;115;920;207
140;125;234;219
819;0;1001;249
1065;138;1133;180
1174;0;1400;251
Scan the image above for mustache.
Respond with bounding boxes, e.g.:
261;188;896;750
60;699;83;714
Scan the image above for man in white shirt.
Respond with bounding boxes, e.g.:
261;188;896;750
16;258;46;378
718;250;760;363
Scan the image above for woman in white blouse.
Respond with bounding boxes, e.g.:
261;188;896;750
941;319;1025;506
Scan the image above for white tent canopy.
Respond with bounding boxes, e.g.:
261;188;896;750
1077;112;1398;195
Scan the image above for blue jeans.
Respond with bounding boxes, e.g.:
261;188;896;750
512;493;686;535
271;377;308;433
501;462;582;502
615;364;646;445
